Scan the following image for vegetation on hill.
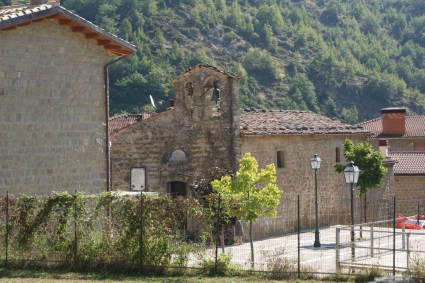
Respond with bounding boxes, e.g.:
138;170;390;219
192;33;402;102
4;0;425;122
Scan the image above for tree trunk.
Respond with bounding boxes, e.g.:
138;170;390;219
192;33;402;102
249;220;254;268
364;194;368;223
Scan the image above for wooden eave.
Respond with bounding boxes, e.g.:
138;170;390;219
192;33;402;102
0;6;136;56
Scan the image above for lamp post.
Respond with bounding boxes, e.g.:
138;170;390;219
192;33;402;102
343;161;360;259
310;154;321;248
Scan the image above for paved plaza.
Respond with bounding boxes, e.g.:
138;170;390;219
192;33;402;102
198;225;425;274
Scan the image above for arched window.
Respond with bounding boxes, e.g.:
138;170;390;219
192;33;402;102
184;81;194;108
167;149;187;163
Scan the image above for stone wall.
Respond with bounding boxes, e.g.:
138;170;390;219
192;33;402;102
110;66;240;194
0;20;110;195
394;176;425;216
370;138;425;152
239;135;393;239
367;160;396;222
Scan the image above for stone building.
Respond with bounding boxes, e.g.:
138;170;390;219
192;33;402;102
110;65;240;195
0;0;136;195
358;108;425;216
238;109;393;237
111;65;398;238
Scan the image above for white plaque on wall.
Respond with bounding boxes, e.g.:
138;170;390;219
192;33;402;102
130;167;146;191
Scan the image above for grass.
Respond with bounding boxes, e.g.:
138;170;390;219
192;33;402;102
0;269;350;283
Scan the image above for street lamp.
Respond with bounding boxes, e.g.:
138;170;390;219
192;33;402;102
310;154;321;248
343;161;360;259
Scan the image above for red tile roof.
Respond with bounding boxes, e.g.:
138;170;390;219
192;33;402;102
240;109;370;137
390;152;425;175
357;116;425;138
109;113;156;135
0;2;136;56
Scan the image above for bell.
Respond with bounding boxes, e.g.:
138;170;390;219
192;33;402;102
211;82;220;103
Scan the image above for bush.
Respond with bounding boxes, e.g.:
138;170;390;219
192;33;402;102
243;48;280;82
261;246;315;280
1;192;213;273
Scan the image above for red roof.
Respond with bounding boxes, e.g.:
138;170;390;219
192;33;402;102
240;109;370;137
109;113;156;135
390;152;425;176
0;2;136;56
357;116;425;138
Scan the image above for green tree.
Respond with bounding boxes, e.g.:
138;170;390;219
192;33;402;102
288;73;318;112
361;14;380;35
365;73;406;105
119;18;133;41
340;106;358;124
211;152;282;267
215;0;227;13
260;23;277;51
243;48;280;82
95;3;119;34
226;1;244;30
256;3;284;32
320;7;339;26
334;139;387;222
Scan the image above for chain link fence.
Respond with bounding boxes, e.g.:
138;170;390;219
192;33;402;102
0;191;424;280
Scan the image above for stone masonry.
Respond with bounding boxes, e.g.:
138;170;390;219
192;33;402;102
110;65;240;194
110;66;397;239
0;19;111;195
240;135;374;238
395;176;425;216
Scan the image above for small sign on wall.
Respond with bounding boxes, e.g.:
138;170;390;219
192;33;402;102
130;167;146;191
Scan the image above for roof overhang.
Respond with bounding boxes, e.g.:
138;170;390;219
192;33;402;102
240;132;370;140
0;5;136;56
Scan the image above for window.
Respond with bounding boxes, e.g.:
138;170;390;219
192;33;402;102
335;147;341;163
277;150;284;168
184;82;194;108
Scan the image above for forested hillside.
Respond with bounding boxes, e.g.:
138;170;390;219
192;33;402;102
5;0;425;122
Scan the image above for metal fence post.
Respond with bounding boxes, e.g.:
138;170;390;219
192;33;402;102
5;191;9;268
215;194;220;275
406;232;410;271
297;195;300;279
370;224;374;257
139;191;144;272
73;190;78;270
393;196;396;276
417;202;420;225
336;227;340;271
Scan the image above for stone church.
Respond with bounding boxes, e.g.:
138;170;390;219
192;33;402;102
110;65;240;196
110;65;395;238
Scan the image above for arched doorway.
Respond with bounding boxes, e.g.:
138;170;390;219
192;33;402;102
168;181;188;236
169;181;187;198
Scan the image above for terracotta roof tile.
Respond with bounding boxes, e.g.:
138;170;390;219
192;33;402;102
0;3;136;56
357;116;425;138
390;152;425;175
240;109;370;137
0;3;54;22
109;113;156;135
